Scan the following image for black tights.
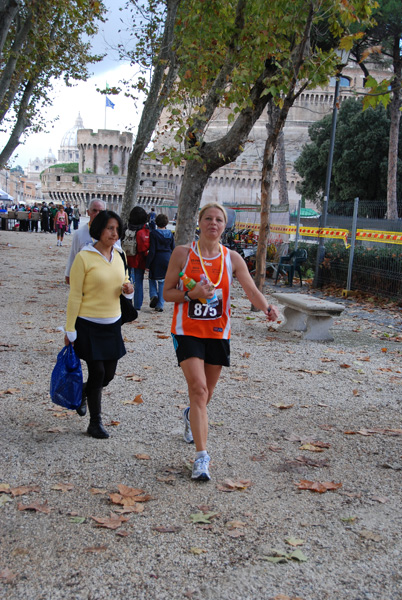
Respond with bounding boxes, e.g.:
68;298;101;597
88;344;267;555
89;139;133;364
86;359;118;392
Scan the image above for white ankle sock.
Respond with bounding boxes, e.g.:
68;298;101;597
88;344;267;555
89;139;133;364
196;450;208;459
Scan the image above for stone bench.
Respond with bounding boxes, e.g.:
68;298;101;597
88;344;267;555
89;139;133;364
271;292;345;341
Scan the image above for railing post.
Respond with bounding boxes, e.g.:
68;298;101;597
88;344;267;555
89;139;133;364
295;199;301;251
344;197;359;296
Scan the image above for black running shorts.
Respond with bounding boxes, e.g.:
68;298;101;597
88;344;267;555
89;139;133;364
171;334;230;367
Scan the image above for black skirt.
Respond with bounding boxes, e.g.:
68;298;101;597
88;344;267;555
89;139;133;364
74;317;126;362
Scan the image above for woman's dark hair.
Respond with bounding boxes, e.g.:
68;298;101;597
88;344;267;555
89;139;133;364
155;213;169;228
128;206;148;226
90;210;124;241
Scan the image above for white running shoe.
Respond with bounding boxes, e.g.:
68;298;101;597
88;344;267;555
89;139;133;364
182;407;194;444
191;454;211;481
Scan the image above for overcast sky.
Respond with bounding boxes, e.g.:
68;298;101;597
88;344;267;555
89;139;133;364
0;1;145;169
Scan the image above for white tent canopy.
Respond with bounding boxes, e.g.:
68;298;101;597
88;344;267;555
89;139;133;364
0;188;13;201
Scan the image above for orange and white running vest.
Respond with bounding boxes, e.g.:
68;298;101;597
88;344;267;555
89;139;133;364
171;242;233;339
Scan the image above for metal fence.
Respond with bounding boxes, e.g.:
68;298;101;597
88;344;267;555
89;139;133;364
269;200;402;300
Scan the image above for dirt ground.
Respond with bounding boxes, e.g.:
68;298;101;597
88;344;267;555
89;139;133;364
0;229;401;600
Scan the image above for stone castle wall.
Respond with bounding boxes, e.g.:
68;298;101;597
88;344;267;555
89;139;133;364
77;130;133;177
41;62;390;215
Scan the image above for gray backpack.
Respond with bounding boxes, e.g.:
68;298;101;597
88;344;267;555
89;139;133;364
122;228;137;256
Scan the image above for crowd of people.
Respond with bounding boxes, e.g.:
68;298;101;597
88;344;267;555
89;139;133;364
0;201;80;236
9;197;279;482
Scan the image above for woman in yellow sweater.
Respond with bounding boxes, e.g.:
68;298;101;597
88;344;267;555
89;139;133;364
64;210;134;439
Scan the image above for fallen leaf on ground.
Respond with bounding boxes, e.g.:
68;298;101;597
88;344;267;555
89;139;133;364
285;537;305;547
123;394;144;405
0;483;10;493
151;526;182;533
226;520;246;529
295;480;342;493
299;443;324;453
0;495;12;507
190;511;218;524
273;595;305;600
156;475;176;484
51;483;74;492
17;500;51;513
157;334;170;339
271;403;294;410
261;549;308;563
268;445;282;452
359;529;382;542
227;529;245;538
371;496;388;503
0;567;16;584
83;545;108;553
217;479;252;492
91;513;129;529
125;374;143;382
70;516;86;524
90;488;108;495
11;485;40;497
251;453;267;461
189;547;207;555
339;363;351;368
114;504;145;514
135;453;150;460
294;456;330;468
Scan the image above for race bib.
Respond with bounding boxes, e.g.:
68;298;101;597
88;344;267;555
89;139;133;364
188;289;223;320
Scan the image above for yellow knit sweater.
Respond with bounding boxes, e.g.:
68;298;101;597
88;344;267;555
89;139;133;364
66;248;128;332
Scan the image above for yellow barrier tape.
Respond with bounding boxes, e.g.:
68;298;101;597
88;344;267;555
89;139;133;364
236;223;402;246
270;224;349;246
356;229;402;245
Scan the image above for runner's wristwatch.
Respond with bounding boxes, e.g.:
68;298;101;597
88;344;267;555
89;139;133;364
184;291;191;302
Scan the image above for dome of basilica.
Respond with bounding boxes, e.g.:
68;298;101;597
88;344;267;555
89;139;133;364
60;113;84;149
58;113;84;164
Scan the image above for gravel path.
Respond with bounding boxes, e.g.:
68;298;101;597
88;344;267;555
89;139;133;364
1;230;401;600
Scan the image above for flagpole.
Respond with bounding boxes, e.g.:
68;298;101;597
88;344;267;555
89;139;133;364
104;81;107;128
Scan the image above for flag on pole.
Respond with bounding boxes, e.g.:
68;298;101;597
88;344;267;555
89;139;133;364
106;96;115;109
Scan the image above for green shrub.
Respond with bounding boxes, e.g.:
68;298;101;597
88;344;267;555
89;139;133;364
49;163;79;173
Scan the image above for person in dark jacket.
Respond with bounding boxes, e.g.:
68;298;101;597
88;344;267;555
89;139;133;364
146;213;175;312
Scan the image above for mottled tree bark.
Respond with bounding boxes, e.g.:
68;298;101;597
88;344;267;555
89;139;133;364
386;35;401;220
276;130;289;206
121;0;181;224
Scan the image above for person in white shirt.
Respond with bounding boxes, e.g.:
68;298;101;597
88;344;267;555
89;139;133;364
65;198;106;284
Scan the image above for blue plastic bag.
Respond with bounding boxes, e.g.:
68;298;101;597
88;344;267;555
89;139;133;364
50;345;83;410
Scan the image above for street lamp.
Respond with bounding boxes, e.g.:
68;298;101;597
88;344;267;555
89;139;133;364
313;48;350;287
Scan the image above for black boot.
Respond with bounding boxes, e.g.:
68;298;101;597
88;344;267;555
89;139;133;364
86;388;109;439
76;383;87;417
